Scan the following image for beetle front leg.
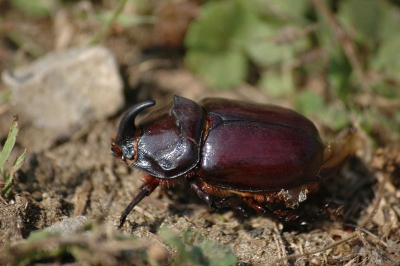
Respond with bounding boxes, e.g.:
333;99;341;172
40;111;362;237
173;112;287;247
119;175;160;228
189;182;218;210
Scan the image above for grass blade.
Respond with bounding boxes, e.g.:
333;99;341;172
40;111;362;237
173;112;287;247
0;116;20;179
2;149;26;196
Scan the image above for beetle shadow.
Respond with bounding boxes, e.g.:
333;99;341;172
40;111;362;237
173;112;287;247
280;157;375;232
317;157;376;227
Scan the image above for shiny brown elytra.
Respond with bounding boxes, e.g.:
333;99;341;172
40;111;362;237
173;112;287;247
111;96;364;227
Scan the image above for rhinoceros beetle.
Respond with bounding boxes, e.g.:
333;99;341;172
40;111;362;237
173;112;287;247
111;96;363;227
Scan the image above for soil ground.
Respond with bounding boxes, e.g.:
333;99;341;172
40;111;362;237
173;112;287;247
0;1;399;265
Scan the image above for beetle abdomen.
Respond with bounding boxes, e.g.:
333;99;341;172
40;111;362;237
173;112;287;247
199;116;324;192
200;98;321;140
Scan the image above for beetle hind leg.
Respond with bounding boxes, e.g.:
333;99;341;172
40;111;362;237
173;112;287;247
244;198;299;222
214;198;247;215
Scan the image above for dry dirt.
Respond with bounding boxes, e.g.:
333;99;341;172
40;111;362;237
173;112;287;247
1;2;400;266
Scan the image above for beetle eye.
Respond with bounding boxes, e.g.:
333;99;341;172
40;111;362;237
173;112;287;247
111;145;123;159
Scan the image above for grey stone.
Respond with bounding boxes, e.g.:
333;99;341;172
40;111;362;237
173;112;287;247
2;46;124;131
45;216;92;236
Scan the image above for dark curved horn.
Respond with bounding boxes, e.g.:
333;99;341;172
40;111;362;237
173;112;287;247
113;100;155;159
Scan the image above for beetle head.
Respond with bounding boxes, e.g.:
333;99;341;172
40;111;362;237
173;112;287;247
111;100;156;161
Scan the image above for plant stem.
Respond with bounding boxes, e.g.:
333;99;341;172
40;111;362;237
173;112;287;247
89;0;129;45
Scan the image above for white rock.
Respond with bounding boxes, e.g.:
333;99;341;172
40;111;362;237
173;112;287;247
45;216;92;235
2;46;124;131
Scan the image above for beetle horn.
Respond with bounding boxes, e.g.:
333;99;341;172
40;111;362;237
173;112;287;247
113;100;156;159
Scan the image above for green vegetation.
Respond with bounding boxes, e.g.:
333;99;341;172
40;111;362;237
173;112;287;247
3;226;237;266
185;0;400;137
160;227;237;266
185;0;310;90
0;116;26;198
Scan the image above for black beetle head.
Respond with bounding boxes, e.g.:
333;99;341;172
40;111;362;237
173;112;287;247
111;100;155;161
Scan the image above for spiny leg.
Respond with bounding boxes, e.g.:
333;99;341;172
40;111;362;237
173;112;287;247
244;198;299;222
298;200;336;226
188;180;248;214
189;181;218;210
119;176;160;228
214;197;247;215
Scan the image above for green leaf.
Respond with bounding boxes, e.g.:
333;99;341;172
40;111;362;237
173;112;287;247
379;4;400;42
294;91;351;130
199;240;237;266
338;0;389;47
1;117;26;197
185;0;247;51
184;0;312;89
264;0;310;23
185;49;248;89
320;107;351;131
293;90;324;116
260;70;294;98
159;227;185;253
0;117;20;177
160;227;237;266
315;9;355;100
246;24;310;67
327;48;353;100
243;21;281;66
2;149;26;196
184;0;257;89
371;35;400;83
27;230;57;242
10;0;57;18
10;149;26;178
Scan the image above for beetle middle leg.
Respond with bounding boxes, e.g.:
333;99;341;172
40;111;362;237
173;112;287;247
189;181;218;210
